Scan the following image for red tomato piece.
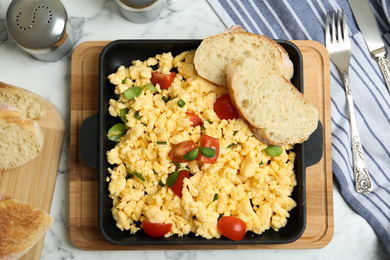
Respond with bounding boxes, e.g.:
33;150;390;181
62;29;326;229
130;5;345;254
217;216;246;241
168;140;197;163
214;94;240;120
150;72;176;89
142;220;172;237
186;112;203;127
196;134;220;163
169;170;190;197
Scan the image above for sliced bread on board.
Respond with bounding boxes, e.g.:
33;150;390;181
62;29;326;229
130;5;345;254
0;195;54;260
194;25;294;86
0;103;44;170
0;83;46;119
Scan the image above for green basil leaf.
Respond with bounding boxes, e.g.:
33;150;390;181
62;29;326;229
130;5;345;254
119;108;129;124
124;86;143;100
200;147;216;158
167;171;180;187
144;83;157;92
107;123;127;141
265;145;283;157
184;148;199;161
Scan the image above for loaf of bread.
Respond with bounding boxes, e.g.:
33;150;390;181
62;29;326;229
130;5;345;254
194;25;294;86
0;195;54;260
0;83;46;119
226;58;318;146
0;103;44;170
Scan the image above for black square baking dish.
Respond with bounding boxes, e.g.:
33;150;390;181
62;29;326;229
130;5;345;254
79;39;323;246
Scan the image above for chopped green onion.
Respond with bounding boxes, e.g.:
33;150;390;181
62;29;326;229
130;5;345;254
121;77;127;84
134;111;141;120
162;96;170;103
226;143;236;148
124;86;143;100
265;145;283;157
177;99;186;108
119;108;129;124
200;147;216;158
157;141;167;145
259;161;264;166
128;170;145;182
107;123;127;141
158;180;165;187
212;194;218;202
233;130;238;136
184;148;199;161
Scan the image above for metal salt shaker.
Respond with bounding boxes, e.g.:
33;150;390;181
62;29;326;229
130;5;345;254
6;0;74;62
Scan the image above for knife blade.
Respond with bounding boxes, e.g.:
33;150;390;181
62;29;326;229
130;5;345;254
348;0;390;93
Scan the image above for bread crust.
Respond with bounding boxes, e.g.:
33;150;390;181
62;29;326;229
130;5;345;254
194;25;294;86
0;196;53;260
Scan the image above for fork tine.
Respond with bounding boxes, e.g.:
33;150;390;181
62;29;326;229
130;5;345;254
331;10;336;43
337;10;343;41
342;9;350;45
325;10;330;45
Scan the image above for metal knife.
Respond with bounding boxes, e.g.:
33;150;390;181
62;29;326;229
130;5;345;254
348;0;390;93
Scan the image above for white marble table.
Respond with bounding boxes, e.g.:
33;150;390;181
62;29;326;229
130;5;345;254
0;0;388;259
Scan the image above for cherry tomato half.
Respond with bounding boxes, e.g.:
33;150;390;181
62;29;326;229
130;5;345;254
186;112;203;128
169;170;190;197
217;216;246;241
168;140;197;163
214;94;240;120
142;220;172;237
196;134;220;163
150;72;176;89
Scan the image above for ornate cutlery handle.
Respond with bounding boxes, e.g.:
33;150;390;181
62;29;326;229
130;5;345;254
343;72;373;194
376;55;390;94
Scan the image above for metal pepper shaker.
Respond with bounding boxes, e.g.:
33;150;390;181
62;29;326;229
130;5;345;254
6;0;74;62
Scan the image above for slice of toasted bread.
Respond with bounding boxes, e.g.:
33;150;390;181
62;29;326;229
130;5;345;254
0;195;54;260
0;83;46;119
194;25;294;86
226;58;318;146
0;103;44;170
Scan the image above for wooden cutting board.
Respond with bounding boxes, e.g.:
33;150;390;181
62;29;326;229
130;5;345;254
0;81;65;259
70;40;333;250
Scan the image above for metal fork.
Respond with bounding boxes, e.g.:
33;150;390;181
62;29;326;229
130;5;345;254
325;9;372;194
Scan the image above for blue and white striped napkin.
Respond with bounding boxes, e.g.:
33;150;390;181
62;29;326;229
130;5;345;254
207;0;390;254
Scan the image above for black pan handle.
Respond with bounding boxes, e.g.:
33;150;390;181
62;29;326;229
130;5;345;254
304;120;324;168
79;114;99;168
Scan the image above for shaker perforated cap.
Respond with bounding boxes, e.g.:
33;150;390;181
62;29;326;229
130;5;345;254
6;0;68;50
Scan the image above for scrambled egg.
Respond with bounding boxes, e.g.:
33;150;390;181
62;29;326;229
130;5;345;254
106;50;297;239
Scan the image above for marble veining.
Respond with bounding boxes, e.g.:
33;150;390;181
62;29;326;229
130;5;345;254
0;0;389;259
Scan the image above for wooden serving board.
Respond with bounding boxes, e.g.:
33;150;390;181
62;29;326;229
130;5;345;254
0;81;65;259
70;40;333;250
